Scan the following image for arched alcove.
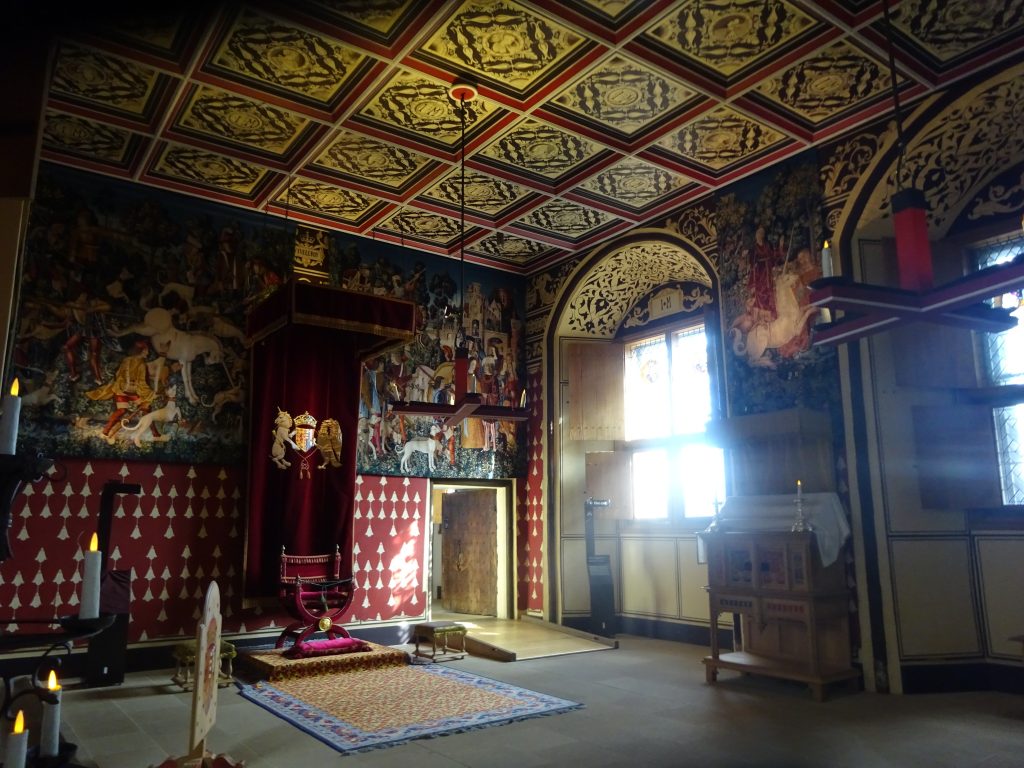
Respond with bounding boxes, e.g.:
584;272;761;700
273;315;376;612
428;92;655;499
542;230;721;625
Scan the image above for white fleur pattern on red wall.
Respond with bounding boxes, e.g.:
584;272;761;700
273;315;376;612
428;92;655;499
3;460;430;643
525;367;544;613
348;474;429;623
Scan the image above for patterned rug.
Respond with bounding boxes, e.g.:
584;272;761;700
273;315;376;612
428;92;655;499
237;662;584;754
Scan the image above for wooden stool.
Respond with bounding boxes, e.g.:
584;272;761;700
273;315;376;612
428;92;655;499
171;639;237;690
413;621;466;661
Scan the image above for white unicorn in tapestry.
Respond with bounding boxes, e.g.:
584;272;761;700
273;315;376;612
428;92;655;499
730;270;819;368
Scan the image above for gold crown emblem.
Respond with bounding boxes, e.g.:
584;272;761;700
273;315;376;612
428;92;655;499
293;411;318;428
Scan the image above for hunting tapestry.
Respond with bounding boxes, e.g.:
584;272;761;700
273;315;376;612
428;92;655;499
13;165;288;463
332;239;528;480
13;165;528;478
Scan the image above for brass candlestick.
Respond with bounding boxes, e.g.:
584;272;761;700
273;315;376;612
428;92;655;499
704;497;723;532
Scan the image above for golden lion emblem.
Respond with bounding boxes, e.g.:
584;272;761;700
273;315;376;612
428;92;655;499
315;418;343;469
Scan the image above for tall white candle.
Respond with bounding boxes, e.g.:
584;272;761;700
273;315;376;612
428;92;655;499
797;479;803;500
821;241;834;278
40;670;62;758
4;710;27;768
80;533;102;620
0;378;21;455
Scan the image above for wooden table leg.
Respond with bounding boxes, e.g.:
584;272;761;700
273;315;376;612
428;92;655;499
705;664;718;684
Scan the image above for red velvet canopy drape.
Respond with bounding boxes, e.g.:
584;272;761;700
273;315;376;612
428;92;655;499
245;281;415;598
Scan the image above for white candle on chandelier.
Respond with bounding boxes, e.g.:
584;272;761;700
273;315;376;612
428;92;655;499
797;479;803;500
80;533;102;620
0;378;21;455
4;710;27;768
821;241;834;278
40;669;62;758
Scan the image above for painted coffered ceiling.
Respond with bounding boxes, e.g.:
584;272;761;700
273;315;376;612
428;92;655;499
36;0;1024;273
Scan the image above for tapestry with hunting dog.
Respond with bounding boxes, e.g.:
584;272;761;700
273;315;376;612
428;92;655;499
13;165;527;477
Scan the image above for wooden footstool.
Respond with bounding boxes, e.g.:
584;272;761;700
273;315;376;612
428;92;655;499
413;621;466;662
171;639;237;690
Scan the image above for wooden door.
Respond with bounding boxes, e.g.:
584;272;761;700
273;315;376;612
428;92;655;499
441;489;497;615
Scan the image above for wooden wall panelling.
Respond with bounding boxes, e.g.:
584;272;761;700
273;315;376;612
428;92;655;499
709;407;835;495
566;341;624;442
911;405;1000;510
890;538;981;657
585;450;632;520
974;535;1024;658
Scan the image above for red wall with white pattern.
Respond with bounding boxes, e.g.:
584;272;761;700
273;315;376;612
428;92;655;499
1;460;432;643
524;369;545;613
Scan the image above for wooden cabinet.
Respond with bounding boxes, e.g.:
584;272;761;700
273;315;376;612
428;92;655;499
702;530;859;700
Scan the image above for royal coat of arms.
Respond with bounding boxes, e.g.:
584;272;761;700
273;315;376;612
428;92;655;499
270;408;342;478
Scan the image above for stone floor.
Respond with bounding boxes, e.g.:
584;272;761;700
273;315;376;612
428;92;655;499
52;634;1024;767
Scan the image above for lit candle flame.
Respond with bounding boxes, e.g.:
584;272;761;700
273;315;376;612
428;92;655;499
13;710;24;734
89;532;98;552
797;479;801;487
9;379;18;397
47;670;60;691
823;240;830;249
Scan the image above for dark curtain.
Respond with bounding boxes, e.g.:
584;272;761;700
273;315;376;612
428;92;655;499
244;282;415;598
246;326;361;597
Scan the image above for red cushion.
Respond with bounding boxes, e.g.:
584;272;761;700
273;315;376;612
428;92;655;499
284;637;371;659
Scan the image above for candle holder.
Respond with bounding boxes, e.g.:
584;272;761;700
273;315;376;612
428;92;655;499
27;740;83;768
704;498;724;533
791;493;813;533
0;453;54;563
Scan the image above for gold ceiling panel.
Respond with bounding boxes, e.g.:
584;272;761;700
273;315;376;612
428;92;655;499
311;129;436;190
420;167;535;216
357;70;500;148
644;0;816;77
150;143;270;196
299;0;421;37
656;105;788;170
175;85;312;157
277;179;386;225
576;157;691;210
209;9;370;107
43;1;1015;273
572;0;649;23
468;231;552;262
516;200;614;238
42;111;138;165
93;13;188;57
478;118;606;180
549;54;699;138
752;39;892;124
49;42;165;121
379;209;462;245
415;0;589;96
891;0;1024;62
